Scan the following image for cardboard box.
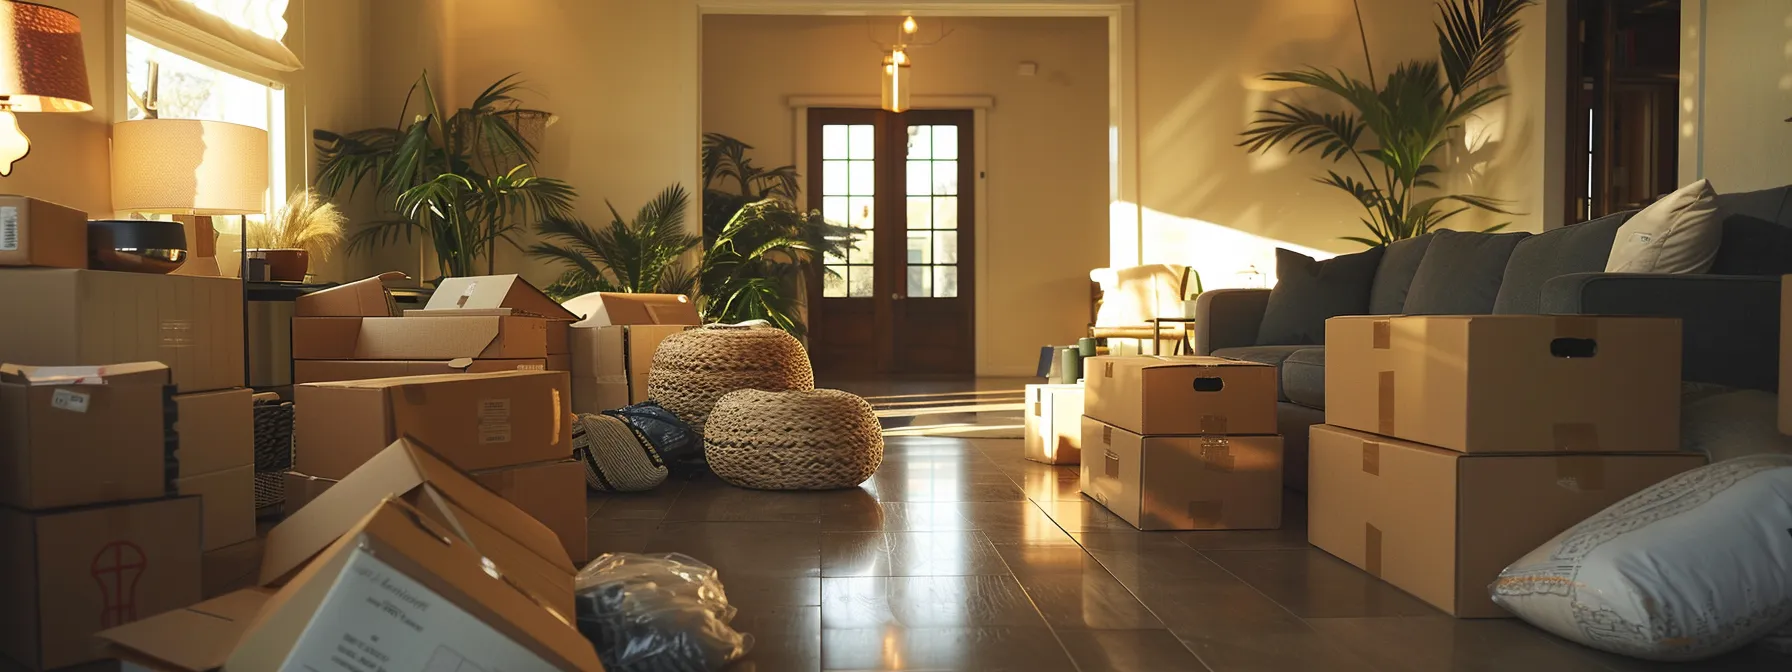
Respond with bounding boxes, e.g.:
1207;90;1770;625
293;271;405;317
281;471;334;515
172;387;252;478
1326;315;1682;453
423;274;580;321
1024;384;1084;465
262;438;574;587
293;370;571;478
563;291;701;326
1307;423;1708;618
97;588;273;672
229;498;602;671
473;459;589;564
0;362;170;510
1084;355;1278;436
290;315;550;360
0;496;202;670
1781;278;1790;435
1079;417;1282;530
0;269;244;392
0;195;87;269
548;320;570;355
571;324;691;413
547;353;572;371
175;465;255;551
292;357;548;383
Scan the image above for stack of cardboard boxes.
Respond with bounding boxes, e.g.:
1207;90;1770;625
0;195;255;670
290;272;577;383
98;439;605;671
1080;356;1285;530
566;292;700;414
1310;315;1709;618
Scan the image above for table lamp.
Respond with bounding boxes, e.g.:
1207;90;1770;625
110;118;268;276
0;1;94;176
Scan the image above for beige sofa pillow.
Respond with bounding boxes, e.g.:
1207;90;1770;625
1605;179;1722;273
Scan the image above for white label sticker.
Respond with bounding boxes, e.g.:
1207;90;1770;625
50;389;90;413
0;206;17;251
1632;231;1656;245
478;398;511;444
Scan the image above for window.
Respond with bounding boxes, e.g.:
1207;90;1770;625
820;123;878;298
904;123;958;298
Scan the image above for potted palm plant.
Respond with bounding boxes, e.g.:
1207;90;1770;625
529;184;701;297
312;71;575;282
1239;0;1533;245
244;188;346;282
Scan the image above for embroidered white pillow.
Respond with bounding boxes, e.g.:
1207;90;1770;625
1605;179;1722;273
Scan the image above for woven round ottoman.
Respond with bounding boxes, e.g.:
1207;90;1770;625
648;324;815;436
704;389;883;490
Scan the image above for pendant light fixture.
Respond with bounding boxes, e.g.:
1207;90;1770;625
875;16;948;113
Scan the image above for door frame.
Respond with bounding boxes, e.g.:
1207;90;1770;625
794;97;990;377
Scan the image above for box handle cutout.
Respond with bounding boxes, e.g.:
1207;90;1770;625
1104;450;1121;478
1192;377;1224;392
1549;337;1598;358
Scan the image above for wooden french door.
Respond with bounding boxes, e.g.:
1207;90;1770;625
806;108;975;377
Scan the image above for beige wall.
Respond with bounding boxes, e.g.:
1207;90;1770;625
0;0;122;217
1680;0;1792;192
703;15;1110;377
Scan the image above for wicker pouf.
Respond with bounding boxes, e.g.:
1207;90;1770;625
647;324;815;436
704;389;883;490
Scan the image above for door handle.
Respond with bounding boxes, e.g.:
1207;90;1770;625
890;293;905;300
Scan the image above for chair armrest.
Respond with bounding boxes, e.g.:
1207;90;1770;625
1541;272;1783;391
1192;289;1271;355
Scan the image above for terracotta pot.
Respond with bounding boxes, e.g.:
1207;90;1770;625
260;249;309;282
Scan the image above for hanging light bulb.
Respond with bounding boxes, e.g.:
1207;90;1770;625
882;49;911;113
902;16;918;34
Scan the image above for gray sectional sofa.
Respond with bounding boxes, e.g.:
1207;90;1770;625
1193;186;1792;490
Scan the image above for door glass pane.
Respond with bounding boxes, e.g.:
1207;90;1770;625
850;231;875;264
907;125;931;159
822;196;849;226
906;232;931;264
907;266;931;297
823;265;848;297
849;266;874;298
848;197;875;229
906;162;932;196
822;125;849;159
849;124;876;159
934;266;958;298
822;161;849;195
849;160;876;196
906;197;931;229
931;196;958;229
932;161;958;195
933;124;959;159
934;231;958;264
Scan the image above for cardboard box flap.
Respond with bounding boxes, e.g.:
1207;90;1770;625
425;274;579;320
96;588;273;672
294;271;406;317
0;361;169;385
259;437;574;586
564;292;701;327
302;368;550;390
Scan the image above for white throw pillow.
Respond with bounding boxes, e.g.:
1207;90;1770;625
1605;179;1723;273
1490;454;1792;661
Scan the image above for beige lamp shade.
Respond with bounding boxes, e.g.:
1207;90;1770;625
112;118;268;214
0;1;93;113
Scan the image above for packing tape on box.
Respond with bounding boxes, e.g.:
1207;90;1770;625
1377;371;1396;435
1199;415;1228;435
1199;437;1234;472
1033;401;1042;417
1555;455;1607;492
1103;361;1115;378
1102;425;1113;445
1364;523;1383;577
1372;319;1392;349
1361;441;1381;476
1188;500;1224;527
1553;422;1600;451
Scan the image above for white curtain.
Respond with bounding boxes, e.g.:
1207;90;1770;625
126;0;300;89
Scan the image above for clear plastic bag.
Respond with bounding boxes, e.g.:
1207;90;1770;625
573;552;754;672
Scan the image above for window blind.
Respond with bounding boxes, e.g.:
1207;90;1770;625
125;0;301;89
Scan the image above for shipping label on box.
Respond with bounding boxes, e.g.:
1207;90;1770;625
1084;355;1278;436
1024;384;1084;465
0;496;202;670
1325;315;1682;453
1080;416;1282;530
0;196;87;269
0;362;170;510
1306;423;1707;617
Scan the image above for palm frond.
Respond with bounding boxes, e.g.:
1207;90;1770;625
1437;0;1536;96
1239;102;1367;162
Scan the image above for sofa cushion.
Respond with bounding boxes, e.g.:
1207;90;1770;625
1368;233;1434;314
1281;347;1326;410
1255;247;1384;345
1492;212;1629;314
1211;345;1308;401
1713;185;1790;226
1403;229;1532;314
1709;213;1792;276
1607;178;1723;274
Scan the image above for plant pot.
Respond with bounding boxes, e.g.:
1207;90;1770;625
258;249;309;282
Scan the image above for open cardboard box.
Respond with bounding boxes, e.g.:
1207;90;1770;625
0;362;171;510
294;271;406;317
97;588;274;672
565;292;702;414
293;357;549;384
405;275;578;355
291;315;550;360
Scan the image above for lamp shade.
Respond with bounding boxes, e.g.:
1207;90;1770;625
112;118;268;214
0;1;93;113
